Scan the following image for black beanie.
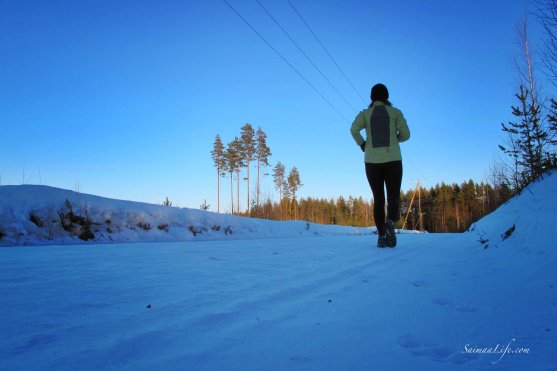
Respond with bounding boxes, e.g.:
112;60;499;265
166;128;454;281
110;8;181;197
371;83;389;102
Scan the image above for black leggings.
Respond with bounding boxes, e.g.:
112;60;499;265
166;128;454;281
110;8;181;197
365;161;403;236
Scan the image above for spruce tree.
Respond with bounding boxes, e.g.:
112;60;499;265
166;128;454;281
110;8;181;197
210;134;226;213
545;99;557;168
500;85;545;187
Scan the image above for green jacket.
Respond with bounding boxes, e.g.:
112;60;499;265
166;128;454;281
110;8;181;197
350;101;410;163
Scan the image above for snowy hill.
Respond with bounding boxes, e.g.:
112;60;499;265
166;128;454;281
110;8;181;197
0;174;556;370
0;185;403;246
469;170;556;250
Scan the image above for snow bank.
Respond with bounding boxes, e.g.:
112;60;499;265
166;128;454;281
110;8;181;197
0;185;419;246
468;170;556;250
2;169;555;248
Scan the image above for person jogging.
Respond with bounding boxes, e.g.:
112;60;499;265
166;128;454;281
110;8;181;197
350;83;410;248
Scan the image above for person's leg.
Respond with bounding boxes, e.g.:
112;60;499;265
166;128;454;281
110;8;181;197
365;163;386;236
384;161;403;222
382;161;402;247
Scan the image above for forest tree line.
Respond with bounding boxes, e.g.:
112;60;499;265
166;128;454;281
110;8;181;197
234;179;514;233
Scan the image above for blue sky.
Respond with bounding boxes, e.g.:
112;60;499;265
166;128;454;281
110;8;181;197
0;0;549;211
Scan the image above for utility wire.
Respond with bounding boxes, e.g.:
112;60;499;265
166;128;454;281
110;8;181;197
287;1;426;180
224;1;425;187
222;0;350;122
256;0;356;112
287;0;367;105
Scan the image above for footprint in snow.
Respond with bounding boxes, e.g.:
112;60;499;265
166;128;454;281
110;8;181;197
410;279;428;288
289;355;312;362
432;297;479;312
397;334;479;365
11;334;57;354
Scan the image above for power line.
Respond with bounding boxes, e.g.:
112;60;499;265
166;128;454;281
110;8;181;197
287;0;367;105
222;0;350;122
285;1;426;179
256;0;356;112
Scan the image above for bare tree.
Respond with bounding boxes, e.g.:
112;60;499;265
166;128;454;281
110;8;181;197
535;0;557;88
516;17;547;160
515;17;540;104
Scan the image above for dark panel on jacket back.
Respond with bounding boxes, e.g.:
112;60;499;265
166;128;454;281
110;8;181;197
370;105;390;148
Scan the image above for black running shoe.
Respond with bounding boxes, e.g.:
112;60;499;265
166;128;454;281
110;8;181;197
377;235;388;248
385;219;397;247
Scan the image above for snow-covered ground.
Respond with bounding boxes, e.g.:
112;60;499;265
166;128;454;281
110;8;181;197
0;185;416;247
1;172;556;370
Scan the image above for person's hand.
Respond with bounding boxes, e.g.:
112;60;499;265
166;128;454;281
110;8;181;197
360;141;366;152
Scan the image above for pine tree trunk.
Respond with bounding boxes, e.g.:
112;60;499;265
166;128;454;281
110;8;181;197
522;101;536;181
279;189;282;221
256;158;261;214
237;171;240;215
247;162;250;215
290;195;293;220
455;203;460;231
230;172;234;215
217;168;220;213
442;212;446;232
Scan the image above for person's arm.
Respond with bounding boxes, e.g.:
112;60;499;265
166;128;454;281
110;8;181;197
396;110;410;142
350;111;366;149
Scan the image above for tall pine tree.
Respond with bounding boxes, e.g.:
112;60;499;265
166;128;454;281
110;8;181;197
287;167;302;220
225;139;241;215
231;137;245;215
272;161;286;219
240;124;256;215
256;127;272;212
210;134;226;213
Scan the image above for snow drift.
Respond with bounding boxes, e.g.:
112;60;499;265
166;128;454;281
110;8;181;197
0;185;395;246
468;170;556;250
1;170;554;247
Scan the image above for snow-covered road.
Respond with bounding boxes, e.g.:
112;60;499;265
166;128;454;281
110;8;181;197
1;233;555;370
